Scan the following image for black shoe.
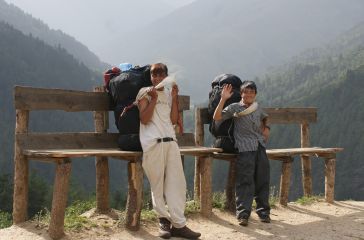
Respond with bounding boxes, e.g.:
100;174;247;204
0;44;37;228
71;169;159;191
258;212;271;223
171;225;201;239
238;214;249;226
158;218;171;239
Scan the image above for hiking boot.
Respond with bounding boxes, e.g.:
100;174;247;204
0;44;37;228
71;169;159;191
238;214;249;226
171;225;201;239
257;212;271;223
158;218;171;239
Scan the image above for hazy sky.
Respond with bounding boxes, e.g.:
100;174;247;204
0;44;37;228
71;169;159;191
4;0;196;62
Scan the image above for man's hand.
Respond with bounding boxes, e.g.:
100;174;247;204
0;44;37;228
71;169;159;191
147;87;158;101
221;84;233;100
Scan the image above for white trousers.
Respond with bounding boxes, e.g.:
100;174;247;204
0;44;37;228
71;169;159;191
142;141;187;228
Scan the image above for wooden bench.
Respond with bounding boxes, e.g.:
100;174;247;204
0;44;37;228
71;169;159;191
12;86;221;239
194;107;343;214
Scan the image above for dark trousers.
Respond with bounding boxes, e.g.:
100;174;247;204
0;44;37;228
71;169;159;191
235;144;270;219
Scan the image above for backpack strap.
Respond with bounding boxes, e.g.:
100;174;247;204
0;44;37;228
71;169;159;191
233;102;258;118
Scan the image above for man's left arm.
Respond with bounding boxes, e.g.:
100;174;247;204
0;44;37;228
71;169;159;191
261;114;270;142
170;85;179;125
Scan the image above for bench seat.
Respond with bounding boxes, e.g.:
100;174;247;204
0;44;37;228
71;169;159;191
213;147;344;160
23;146;222;159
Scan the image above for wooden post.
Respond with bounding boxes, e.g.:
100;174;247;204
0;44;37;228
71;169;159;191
194;108;204;201
48;159;72;240
301;122;312;196
325;156;336;203
13;109;29;224
200;156;212;217
176;111;185;168
279;157;293;206
125;157;143;231
94;87;110;213
225;160;236;212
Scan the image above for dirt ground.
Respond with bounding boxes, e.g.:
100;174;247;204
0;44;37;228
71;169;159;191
1;200;363;240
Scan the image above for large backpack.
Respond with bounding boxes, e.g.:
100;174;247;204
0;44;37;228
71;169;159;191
107;65;152;151
207;74;242;153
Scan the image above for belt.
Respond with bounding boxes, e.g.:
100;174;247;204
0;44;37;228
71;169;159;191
157;137;174;143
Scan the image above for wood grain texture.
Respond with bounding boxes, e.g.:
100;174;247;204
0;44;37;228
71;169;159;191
14;86;190;112
197;107;317;124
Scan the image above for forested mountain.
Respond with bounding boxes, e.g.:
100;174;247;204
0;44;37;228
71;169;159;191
254;23;364;200
4;0;195;61
0;0;108;71
104;0;364;101
0;22;129;204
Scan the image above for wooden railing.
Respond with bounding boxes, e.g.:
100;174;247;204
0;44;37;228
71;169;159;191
12;86;220;239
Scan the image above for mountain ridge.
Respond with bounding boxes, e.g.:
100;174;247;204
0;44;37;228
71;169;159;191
0;0;108;71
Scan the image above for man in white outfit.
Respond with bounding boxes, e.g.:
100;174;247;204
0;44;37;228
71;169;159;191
137;63;201;239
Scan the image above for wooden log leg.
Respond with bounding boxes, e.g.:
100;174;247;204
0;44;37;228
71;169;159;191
95;157;110;213
49;159;71;240
325;157;336;203
13;109;29;224
126;158;143;231
200;156;212;217
225;160;236;212
194;157;201;201
301;123;312;196
13;153;29;224
279;157;293;206
301;155;312;197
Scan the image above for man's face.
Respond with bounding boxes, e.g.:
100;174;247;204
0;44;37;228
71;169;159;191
241;88;256;105
151;71;167;86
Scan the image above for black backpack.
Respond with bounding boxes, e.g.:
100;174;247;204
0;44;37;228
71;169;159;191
207;74;242;153
108;65;152;151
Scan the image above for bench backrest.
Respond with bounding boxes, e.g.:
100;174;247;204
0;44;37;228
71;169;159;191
195;107;317;147
14;86;194;149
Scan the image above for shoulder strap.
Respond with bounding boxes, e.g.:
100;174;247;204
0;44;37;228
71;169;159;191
233;102;258;118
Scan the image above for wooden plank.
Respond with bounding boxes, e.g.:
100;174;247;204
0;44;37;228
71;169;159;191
264;108;317;124
178;95;190;111
180;146;222;156
198;108;211;125
17;132;119;150
23;148;142;159
14;86;189;112
212;147;343;160
14;86;111;111
48;159;71;240
197;107;317;125
18;132;196;150
13;110;29;224
176;133;195;147
23;147;220;159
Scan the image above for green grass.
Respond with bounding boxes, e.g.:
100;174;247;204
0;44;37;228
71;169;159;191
268;186;279;208
34;199;97;230
140;209;158;222
185;200;200;215
0;211;12;229
212;192;226;210
28;188;279;230
295;195;322;205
